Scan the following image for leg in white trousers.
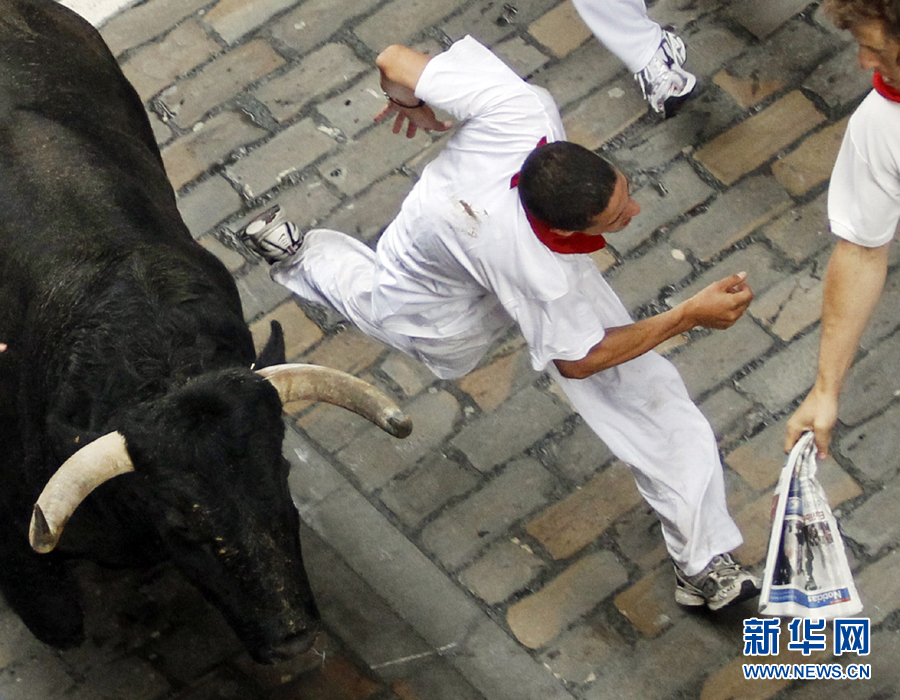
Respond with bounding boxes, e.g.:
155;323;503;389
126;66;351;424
272;229;742;575
571;0;662;73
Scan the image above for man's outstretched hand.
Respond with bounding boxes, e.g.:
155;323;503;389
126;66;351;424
375;100;452;139
681;272;753;330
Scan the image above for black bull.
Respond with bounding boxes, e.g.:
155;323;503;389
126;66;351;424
0;0;411;662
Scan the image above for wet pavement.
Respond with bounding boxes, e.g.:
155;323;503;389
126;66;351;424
1;0;899;698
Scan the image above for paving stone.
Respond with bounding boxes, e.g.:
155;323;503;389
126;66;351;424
379;452;480;528
696;91;826;185
230;173;342;235
420;456;557;570
380;353;436;398
317;71;387;139
285;427;350;514
670;318;774;398
161;110;268;191
224;118;336;198
713;17;838;110
761;192;832;263
201;0;297;45
606;243;693;311
804;45;874;110
854;549;900;625
457;538;546;604
538;615;624;685
698;385;756;442
840;333;900;426
254;43;368;122
337;390;460;491
726;0;817;40
750;264;824;341
681;20;749;79
269;0;382;56
0;608;43;670
666;241;786;307
177;176;243;238
302;327;386;375
451;385;572;473
528;0;592;58
772;118;848;196
612;89;745;174
446;617;575;700
149;109;173;146
249;299;323;359
0;649;75;700
613;564;684;637
456;345;539;412
611;159;714;256
319;122;432;196
354;0;469;53
841;477;900;556
301;528;436;684
526;462;643;560
563;74;649;151
170;667;265;700
699;641;831;700
121;19;220;100
506;550;628;649
439;0;559;48
541;418;615;485
735;331;819;411
860;265;900;350
668;175;793;261
100;0;211;55
731;491;774;569
319;175;413;244
532;41;625;109
389;658;485;700
235;262;293;320
582;618;734;700
493;36;551;77
839;403;900;484
160;41;286;129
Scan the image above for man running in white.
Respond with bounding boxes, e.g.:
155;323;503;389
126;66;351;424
786;0;900;458
242;36;759;610
571;0;696;115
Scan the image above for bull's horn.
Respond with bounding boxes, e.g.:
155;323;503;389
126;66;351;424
30;431;133;554
257;363;412;439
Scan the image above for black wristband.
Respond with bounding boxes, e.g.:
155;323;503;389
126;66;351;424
387;94;426;109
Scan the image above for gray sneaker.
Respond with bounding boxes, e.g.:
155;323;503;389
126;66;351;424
674;553;761;611
634;29;697;116
238;204;303;264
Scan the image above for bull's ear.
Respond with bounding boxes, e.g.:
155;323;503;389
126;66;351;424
254;320;286;369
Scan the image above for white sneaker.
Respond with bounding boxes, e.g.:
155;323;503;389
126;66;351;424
674;553;761;611
238;204;303;264
634;30;697;116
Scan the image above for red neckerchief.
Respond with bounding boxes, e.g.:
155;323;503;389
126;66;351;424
874;72;900;103
509;138;607;255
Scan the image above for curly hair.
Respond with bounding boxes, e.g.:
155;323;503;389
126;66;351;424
824;0;900;41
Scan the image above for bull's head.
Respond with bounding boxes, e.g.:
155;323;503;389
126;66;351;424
29;364;411;662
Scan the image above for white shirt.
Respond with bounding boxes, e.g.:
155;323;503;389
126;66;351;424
370;36;614;371
829;90;900;247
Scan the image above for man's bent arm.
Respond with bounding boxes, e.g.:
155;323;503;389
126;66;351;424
785;239;889;457
375;45;451;137
556;272;752;379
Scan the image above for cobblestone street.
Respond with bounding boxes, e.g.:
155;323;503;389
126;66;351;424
2;0;899;698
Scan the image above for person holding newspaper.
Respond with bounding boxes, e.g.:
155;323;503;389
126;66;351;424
785;0;900;459
240;36;761;610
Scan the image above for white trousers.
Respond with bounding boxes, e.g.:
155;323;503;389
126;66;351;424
272;230;742;575
571;0;662;73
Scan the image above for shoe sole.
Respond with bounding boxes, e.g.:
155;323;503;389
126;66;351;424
675;579;760;611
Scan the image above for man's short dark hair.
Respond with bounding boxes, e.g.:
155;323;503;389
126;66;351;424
518;141;618;231
824;0;900;43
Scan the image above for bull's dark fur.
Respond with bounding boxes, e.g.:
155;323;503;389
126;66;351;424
0;0;319;661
